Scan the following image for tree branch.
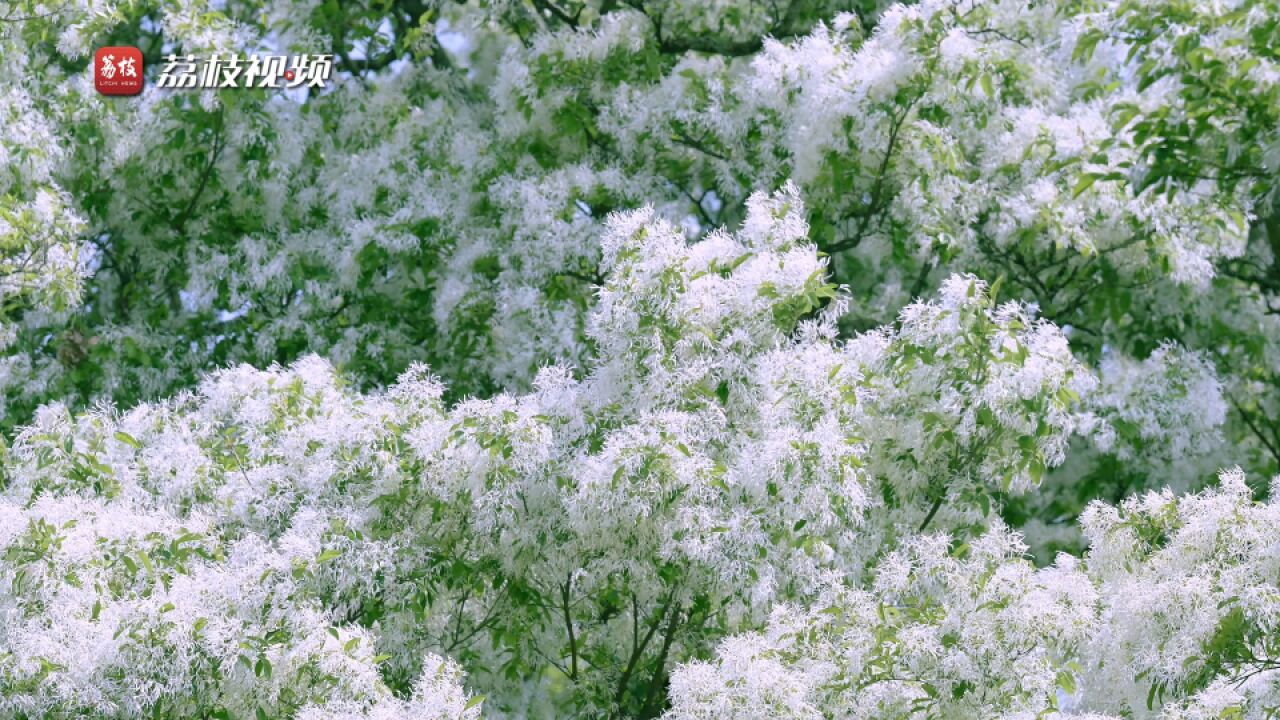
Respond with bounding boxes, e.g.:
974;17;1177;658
614;589;675;712
638;597;682;719
561;574;579;681
826;97;920;253
1229;394;1280;467
173;110;225;235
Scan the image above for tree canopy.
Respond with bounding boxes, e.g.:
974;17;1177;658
1;0;1280;717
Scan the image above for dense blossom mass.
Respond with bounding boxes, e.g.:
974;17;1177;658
0;0;1279;717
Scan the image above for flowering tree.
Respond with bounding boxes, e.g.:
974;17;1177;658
1;0;1279;717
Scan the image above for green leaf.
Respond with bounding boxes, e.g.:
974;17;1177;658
113;431;141;448
1056;669;1077;695
1072;174;1098;198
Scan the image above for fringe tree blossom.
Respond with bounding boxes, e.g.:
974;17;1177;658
1;0;1280;716
0;190;1096;716
1079;469;1280;720
664;524;1101;720
0;0;1274;493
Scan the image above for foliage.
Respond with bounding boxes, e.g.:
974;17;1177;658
1;0;1280;716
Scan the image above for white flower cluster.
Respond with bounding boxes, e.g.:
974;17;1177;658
0;360;482;718
666;524;1100;720
0;189;1102;716
0;43;89;340
1085;344;1228;480
1;0;1279;715
666;468;1280;720
1079;469;1280;719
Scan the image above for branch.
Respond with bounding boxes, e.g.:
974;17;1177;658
638;597;682;719
448;584;473;650
1229;394;1280;467
561;574;579;681
918;493;944;532
826;97;920;253
656;34;765;57
670;127;729;162
443;584;510;652
627;0;801;58
614;589;675;712
173;110;225;235
555;269;604;285
680;186;717;228
908;259;932;301
962;27;1029;47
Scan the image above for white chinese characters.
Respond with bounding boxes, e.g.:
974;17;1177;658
98;53;137;79
157;54;333;89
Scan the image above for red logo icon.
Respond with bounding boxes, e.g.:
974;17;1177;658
94;47;144;95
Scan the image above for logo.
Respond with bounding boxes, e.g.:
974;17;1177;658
157;54;333;90
95;46;144;95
